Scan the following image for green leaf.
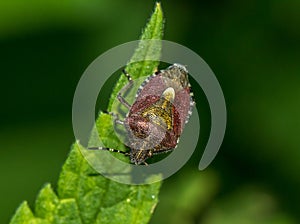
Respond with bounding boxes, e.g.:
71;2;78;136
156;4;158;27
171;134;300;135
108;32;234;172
9;2;164;224
10;201;50;224
35;184;59;221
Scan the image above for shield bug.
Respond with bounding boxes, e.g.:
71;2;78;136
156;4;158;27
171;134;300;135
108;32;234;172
89;63;194;165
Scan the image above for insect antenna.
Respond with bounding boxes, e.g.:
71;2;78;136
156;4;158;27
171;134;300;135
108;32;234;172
88;146;130;156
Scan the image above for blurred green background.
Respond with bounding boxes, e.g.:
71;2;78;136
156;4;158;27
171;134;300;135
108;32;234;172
1;0;300;223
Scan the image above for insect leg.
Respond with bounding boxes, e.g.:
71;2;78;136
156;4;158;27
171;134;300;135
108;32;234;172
109;111;124;126
152;148;175;155
88;146;130;156
117;69;134;109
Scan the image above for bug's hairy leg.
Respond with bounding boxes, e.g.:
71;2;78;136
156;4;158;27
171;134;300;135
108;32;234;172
109;111;124;126
88;146;129;155
117;69;134;109
152;148;175;155
101;110;124;127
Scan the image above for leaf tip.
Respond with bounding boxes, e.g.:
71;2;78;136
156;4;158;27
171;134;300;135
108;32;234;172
75;139;81;145
155;2;162;10
35;183;59;220
9;201;34;224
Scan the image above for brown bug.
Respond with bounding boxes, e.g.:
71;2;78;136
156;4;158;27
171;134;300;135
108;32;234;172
89;63;194;165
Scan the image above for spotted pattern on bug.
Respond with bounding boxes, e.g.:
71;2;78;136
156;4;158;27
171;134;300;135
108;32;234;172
89;63;195;165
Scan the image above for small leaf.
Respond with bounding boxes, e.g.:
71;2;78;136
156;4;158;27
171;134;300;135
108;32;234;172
10;201;50;224
10;202;34;224
35;184;59;221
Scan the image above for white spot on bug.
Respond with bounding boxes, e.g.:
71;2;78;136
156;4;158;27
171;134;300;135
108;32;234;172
136;75;155;97
151;195;155;199
162;87;175;103
185;108;193;123
126;198;131;203
174;138;180;147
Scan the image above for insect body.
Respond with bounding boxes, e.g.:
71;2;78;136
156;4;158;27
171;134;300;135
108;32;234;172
89;63;194;165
